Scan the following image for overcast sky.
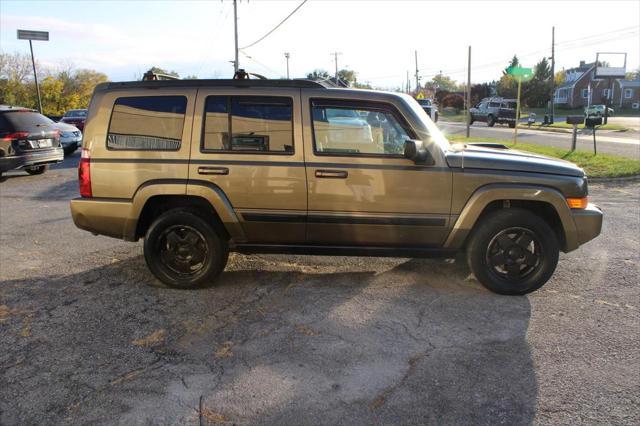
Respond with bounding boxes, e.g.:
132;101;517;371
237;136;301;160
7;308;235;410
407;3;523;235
1;0;638;88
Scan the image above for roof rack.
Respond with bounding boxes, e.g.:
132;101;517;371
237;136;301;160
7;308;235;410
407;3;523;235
142;70;181;81
106;78;332;90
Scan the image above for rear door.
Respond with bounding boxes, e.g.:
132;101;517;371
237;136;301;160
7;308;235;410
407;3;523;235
189;88;307;243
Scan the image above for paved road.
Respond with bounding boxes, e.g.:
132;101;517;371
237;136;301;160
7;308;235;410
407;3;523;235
440;121;640;159
1;154;639;424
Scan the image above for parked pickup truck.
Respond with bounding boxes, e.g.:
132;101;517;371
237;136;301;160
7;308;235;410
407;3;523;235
469;97;517;128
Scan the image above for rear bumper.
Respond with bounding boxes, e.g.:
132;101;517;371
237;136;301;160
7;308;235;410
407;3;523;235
571;203;603;247
0;147;64;172
70;197;138;241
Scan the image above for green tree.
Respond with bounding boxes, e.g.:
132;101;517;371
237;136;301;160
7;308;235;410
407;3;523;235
625;67;640;80
523;57;552;107
429;73;459;92
306;69;330;80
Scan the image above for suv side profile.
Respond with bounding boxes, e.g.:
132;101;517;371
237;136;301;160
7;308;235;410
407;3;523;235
71;79;602;295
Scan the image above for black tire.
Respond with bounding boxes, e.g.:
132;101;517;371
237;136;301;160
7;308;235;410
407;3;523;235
144;209;228;289
433;111;439;122
466;208;559;295
508;121;516;129
486;115;495;127
25;165;48;175
468;115;475;125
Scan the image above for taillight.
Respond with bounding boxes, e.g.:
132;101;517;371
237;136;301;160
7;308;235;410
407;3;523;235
1;131;29;142
78;148;92;197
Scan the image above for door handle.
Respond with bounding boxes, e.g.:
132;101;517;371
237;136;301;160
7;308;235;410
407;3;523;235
315;169;348;179
198;166;229;175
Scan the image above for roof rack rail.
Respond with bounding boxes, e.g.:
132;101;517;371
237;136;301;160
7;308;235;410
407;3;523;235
105;78;333;90
142;70;181;81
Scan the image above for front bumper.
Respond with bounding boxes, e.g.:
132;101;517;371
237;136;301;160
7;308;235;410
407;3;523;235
60;136;82;147
0;147;64;173
571;203;603;246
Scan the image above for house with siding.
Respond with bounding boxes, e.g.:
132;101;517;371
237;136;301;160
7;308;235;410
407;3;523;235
553;60;640;110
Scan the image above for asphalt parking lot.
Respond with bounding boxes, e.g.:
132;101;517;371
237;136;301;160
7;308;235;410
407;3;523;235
1;153;639;425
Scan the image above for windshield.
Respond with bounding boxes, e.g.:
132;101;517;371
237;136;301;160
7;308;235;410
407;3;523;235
403;95;449;149
65;110;87;118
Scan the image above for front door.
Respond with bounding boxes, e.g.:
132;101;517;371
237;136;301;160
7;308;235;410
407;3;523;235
189;88;307;243
301;95;452;247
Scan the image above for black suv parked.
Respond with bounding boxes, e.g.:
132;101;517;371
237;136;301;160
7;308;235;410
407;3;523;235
469;97;517;128
0;106;64;176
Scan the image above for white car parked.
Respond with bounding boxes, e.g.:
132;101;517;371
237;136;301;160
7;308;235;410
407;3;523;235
53;122;82;155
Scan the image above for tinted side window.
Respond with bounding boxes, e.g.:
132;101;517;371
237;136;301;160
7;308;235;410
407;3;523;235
107;96;187;150
201;96;293;153
311;102;410;156
489;102;501;108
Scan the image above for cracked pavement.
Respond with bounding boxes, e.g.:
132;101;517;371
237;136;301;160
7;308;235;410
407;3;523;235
1;154;639;425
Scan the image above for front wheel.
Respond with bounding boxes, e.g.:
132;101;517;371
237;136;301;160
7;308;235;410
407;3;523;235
508;121;516;128
25;165;48;175
466;208;559;295
486;115;495;127
144;209;228;289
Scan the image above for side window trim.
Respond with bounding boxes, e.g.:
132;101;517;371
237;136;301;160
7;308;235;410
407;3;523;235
200;95;295;155
309;98;417;159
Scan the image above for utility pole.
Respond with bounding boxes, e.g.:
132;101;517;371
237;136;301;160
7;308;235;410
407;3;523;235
406;70;410;93
332;52;342;82
414;50;420;92
17;29;48;114
466;46;471;138
550;26;555;124
284;52;290;79
29;40;43;113
233;0;239;72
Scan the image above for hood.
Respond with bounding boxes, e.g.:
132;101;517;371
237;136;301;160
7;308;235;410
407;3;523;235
445;144;585;177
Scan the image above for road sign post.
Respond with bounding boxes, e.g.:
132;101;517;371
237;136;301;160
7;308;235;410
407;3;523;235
507;66;533;145
17;29;49;114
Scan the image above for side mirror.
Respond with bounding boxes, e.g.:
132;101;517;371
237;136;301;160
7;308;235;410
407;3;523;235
404;139;431;164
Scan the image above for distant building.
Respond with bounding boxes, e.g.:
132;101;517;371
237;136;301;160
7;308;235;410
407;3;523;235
553;60;639;110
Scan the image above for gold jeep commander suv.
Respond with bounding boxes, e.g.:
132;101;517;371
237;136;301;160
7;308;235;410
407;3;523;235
70;78;603;295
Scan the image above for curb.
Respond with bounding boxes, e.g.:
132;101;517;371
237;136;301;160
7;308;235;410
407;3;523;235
589;174;640;183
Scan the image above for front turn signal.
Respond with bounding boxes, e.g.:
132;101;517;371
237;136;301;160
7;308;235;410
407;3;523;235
566;197;588;209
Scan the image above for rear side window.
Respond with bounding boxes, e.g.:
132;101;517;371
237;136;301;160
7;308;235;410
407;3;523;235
489;102;501;108
202;96;293;153
107;96;187;150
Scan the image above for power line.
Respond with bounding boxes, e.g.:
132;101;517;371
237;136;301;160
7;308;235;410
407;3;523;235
240;0;308;50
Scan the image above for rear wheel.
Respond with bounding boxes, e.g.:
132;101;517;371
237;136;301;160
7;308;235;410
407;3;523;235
144;209;228;289
487;115;495;127
508;121;516;128
26;165;48;175
466;208;559;295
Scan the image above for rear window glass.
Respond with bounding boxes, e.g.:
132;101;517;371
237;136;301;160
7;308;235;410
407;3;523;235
107;96;187;150
1;111;54;131
202;95;293;153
